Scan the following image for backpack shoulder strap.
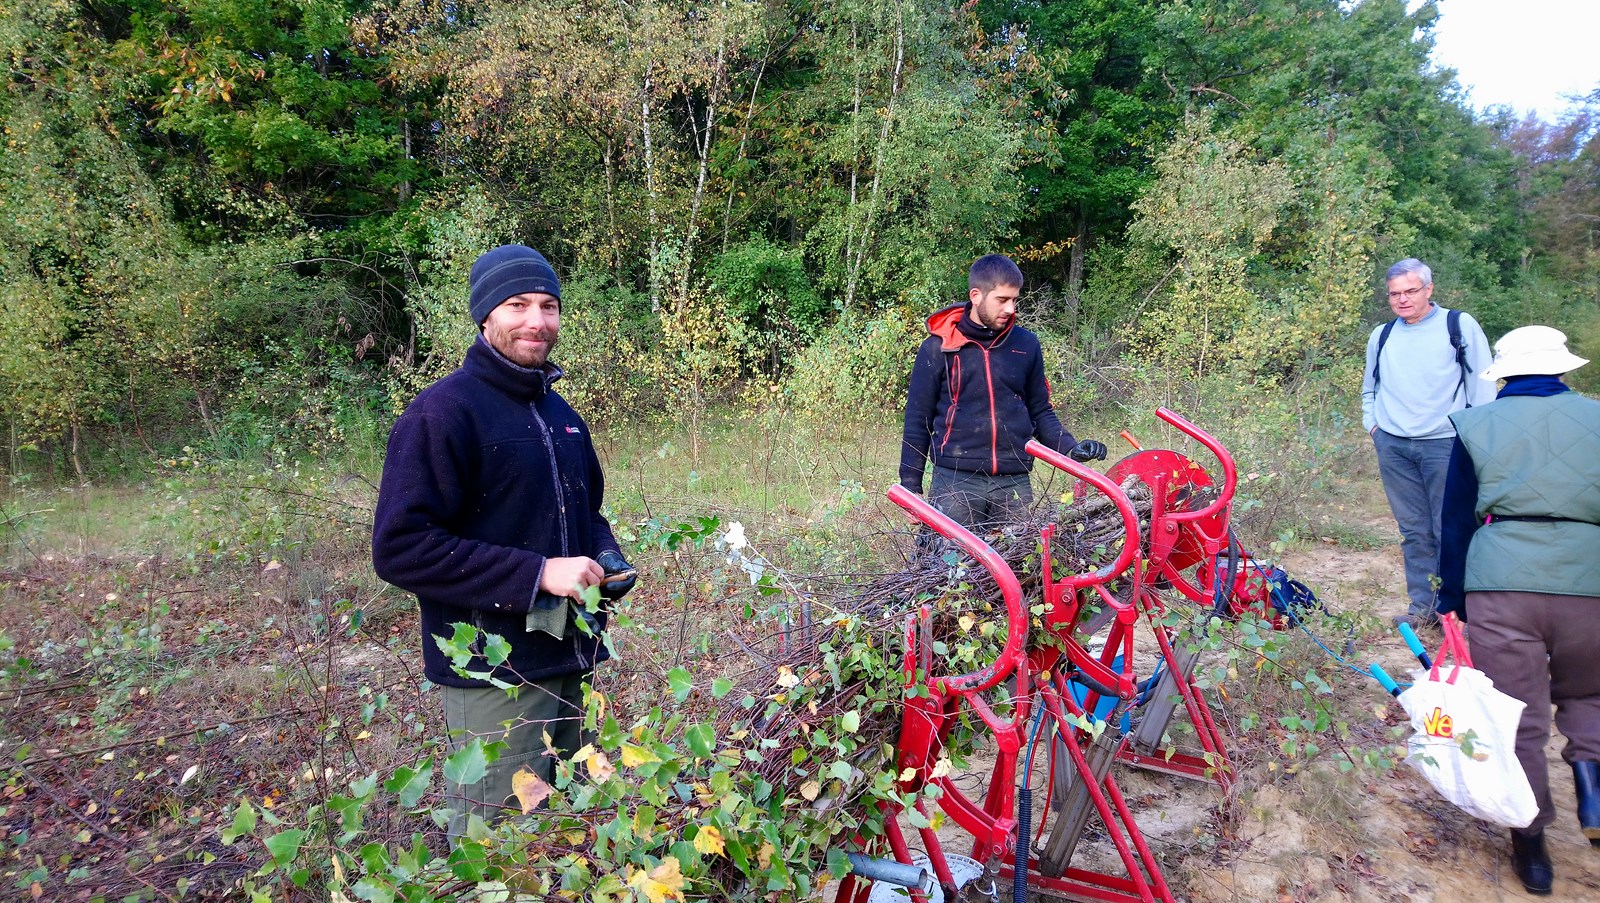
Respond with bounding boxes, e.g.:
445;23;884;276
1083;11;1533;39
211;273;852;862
1372;318;1399;388
1447;309;1473;407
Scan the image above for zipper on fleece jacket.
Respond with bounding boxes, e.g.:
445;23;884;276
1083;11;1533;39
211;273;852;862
528;403;570;556
940;355;962;454
530;400;587;661
981;346;998;473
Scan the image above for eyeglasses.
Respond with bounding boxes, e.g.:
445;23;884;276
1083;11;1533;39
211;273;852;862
1387;287;1427;301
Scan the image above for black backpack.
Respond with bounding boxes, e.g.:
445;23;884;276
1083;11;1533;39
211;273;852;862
1372;308;1474;408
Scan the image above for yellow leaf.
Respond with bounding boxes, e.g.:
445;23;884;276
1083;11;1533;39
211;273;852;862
587;751;616;783
694;825;725;857
757;841;775;869
627;857;685;903
620;743;658;768
799;780;821;801
957;614;975;632
929;756;952;779
512;768;552;814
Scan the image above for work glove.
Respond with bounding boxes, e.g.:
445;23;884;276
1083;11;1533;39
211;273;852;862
1069;438;1108;463
595;549;638;600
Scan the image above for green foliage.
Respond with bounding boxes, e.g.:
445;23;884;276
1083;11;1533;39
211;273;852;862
793;7;1027;309
1117;115;1295;375
110;0;429;223
707;238;827;374
775;308;921;425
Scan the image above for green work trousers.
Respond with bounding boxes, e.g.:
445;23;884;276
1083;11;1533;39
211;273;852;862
441;670;590;840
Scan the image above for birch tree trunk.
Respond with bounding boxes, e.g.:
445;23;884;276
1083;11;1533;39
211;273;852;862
679;19;729;301
843;1;905;312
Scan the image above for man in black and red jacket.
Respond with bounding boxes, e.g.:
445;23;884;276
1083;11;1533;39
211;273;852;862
900;254;1106;530
372;244;637;839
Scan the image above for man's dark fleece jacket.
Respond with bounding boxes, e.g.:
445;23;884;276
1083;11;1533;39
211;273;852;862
899;303;1077;493
372;337;620;688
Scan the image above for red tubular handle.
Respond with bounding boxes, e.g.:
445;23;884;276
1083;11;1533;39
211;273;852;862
1154;407;1238;523
1025;440;1140;582
885;484;1026;695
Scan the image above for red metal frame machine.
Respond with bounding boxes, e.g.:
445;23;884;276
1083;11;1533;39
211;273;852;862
835;408;1240;903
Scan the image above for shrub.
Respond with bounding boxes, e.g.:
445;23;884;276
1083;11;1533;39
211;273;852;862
707;238;829;376
776;309;921;425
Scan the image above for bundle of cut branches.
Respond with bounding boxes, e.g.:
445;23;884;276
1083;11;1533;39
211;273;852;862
707;475;1160;794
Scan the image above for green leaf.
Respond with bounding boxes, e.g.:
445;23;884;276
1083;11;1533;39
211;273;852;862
263;828;307;867
828;761;852;782
482;632;512;666
443;742;488;786
711;677;734;699
840;711;860;733
826;847;853;878
668;667;694;703
223;800;258;844
352;877;396;903
384;759;433;808
348;772;378;800
685;723;716;758
447;844;487;882
436;622;479;667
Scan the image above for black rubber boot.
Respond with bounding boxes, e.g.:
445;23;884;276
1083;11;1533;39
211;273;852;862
1575;760;1600;846
1511;830;1554;895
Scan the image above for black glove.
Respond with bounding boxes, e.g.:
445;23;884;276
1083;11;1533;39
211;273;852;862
595;549;638;600
1069;438;1108;463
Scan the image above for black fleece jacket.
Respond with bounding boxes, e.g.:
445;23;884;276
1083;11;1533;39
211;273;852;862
372;337;620;687
899;303;1077;493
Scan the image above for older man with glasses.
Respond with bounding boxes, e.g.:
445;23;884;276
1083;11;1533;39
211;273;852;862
1361;258;1494;629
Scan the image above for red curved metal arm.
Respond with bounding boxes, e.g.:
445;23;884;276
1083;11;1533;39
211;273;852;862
885;484;1026;695
1025;440;1139;582
1154;407;1237;524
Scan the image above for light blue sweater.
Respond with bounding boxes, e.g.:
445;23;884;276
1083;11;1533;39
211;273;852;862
1360;304;1495;439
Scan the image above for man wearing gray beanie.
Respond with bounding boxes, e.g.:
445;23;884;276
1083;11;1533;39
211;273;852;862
373;244;637;840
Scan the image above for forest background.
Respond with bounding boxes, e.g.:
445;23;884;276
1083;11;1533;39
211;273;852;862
3;0;1600;900
2;0;1598;474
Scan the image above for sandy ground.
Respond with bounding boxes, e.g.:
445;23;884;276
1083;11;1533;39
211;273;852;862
853;487;1600;902
1182;531;1600;903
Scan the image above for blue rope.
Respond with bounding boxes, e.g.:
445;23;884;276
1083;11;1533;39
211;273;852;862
1244;556;1413;688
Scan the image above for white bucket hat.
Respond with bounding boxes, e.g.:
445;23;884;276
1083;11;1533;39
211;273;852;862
1480;325;1589;381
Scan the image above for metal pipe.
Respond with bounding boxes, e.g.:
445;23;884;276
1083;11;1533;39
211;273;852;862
843;853;935;894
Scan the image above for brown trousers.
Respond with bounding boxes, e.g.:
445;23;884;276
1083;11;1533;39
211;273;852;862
1467;590;1600;832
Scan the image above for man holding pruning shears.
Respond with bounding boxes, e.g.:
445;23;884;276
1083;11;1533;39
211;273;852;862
372;244;638;839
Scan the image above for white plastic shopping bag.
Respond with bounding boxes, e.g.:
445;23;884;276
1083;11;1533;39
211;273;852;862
1397;614;1537;828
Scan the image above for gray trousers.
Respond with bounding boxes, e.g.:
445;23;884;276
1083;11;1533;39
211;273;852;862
927;466;1032;533
1373;430;1454;616
441;670;590;840
1468;590;1600;832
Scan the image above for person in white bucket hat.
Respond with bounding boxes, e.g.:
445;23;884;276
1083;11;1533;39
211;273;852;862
1437;325;1600;894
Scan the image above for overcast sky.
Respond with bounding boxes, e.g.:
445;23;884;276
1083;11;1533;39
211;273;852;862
1425;0;1599;121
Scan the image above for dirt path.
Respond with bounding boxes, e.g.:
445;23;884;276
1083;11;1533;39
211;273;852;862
1180;511;1600;902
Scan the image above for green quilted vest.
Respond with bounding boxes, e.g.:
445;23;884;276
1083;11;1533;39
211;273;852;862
1450;392;1600;597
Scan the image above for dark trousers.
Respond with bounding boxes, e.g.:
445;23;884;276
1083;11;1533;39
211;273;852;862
441;670;591;840
927;466;1032;533
1373;430;1454;616
1468;590;1600;832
